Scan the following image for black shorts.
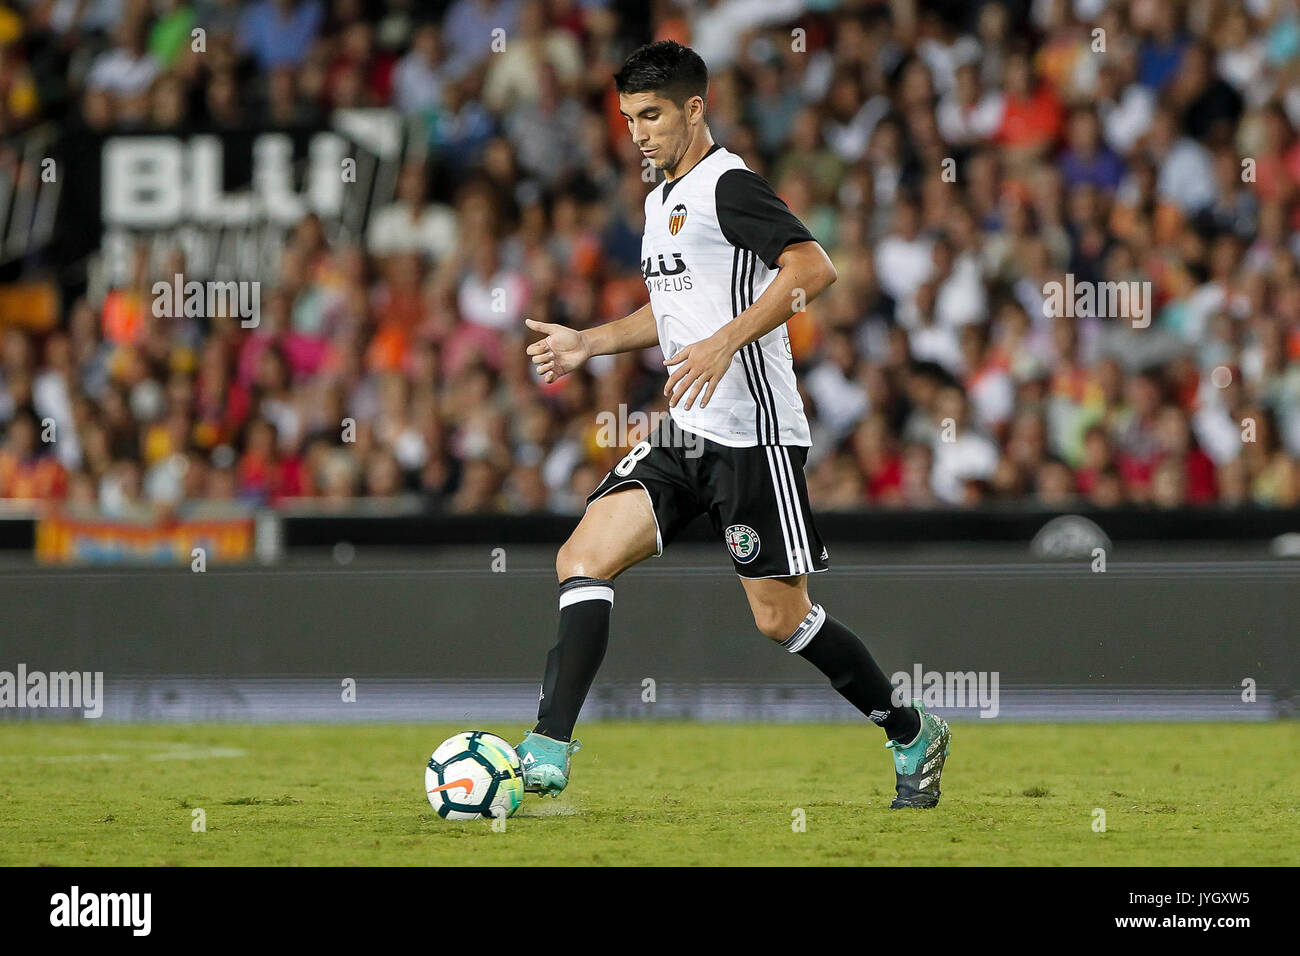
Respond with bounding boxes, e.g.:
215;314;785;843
585;416;830;579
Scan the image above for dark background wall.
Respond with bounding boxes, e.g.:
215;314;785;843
3;542;1295;696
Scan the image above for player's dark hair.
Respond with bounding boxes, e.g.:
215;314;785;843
613;40;708;107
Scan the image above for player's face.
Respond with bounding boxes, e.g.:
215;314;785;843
619;91;697;172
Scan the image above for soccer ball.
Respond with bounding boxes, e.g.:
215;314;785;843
425;731;524;821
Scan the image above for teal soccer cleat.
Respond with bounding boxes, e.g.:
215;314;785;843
515;731;582;796
885;699;951;809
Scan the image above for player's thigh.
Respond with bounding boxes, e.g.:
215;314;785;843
556;485;659;581
708;443;829;579
738;573;812;641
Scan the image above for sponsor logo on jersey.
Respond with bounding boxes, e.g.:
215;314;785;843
668;203;688;235
642;252;693;292
642;252;686;277
724;524;761;563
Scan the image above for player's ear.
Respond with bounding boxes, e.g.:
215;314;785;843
686;94;705;125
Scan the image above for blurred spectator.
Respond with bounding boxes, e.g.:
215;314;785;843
238;0;324;71
393;22;449;115
442;0;522;80
368;161;458;262
86;18;159;101
930;385;999;505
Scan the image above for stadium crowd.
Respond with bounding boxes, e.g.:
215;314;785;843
2;0;1300;514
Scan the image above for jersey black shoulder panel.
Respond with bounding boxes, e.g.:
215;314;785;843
714;168;815;270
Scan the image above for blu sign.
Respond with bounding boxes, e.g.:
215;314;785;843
87;129;374;284
102;133;347;227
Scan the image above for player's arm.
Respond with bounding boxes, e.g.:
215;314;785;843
664;169;836;409
582;302;660;356
713;240;836;353
525;303;658;384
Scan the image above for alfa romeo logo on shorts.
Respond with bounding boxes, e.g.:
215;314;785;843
725;524;761;563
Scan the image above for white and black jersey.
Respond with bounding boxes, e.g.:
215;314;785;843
581;143;830;580
642;144;815;447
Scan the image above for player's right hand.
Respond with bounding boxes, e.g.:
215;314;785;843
525;318;589;383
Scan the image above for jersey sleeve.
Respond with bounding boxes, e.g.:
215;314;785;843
715;168;816;270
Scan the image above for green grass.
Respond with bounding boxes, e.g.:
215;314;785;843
1;722;1296;866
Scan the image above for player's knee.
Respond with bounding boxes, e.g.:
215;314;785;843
555;539;614;582
752;603;803;642
555;540;583;580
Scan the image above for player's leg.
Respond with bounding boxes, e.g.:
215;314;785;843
717;442;950;808
517;486;659;795
739;572;951;809
519;422;702;795
536;485;658;740
739;572;920;743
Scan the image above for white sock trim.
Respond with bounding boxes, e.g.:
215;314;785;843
781;603;826;653
559;585;614;609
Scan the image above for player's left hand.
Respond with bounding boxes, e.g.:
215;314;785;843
663;334;737;410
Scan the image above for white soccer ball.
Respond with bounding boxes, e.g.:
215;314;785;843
425;731;524;821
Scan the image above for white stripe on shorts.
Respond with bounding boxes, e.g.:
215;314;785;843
764;446;802;575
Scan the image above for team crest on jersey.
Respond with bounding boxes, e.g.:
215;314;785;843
724;524;761;563
668;203;687;235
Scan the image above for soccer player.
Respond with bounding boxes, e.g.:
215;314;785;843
517;41;950;808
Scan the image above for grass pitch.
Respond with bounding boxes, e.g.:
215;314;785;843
1;721;1296;866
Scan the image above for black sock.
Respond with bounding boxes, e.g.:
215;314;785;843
532;576;613;742
782;605;921;744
